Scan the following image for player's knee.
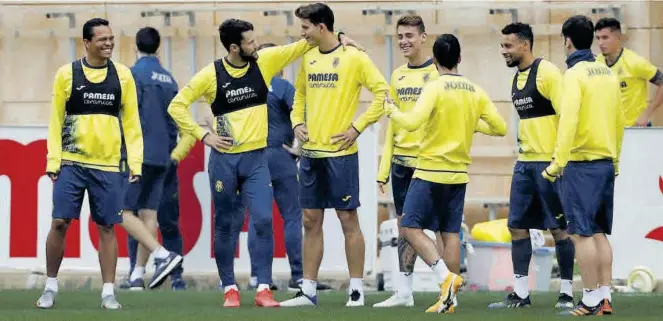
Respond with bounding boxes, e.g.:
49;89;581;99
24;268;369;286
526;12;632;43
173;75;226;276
96;224;115;238
51;218;71;232
251;213;273;237
509;227;530;240
303;210;323;231
550;228;569;241
337;210;361;235
441;232;460;245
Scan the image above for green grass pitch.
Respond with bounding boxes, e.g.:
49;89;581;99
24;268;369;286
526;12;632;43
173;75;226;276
1;290;661;321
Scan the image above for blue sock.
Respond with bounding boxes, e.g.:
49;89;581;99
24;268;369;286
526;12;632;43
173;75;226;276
555;238;575;280
512;238;532;276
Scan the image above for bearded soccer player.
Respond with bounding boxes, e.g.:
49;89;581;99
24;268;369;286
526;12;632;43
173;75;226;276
488;22;576;310
168;18;358;308
383;34;507;314
541;15;624;316
279;3;390;308
121;27;194;291
373;15;449;308
38;18;143;309
595;18;663;127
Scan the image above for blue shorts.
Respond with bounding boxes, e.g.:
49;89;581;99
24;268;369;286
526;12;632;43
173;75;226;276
508;161;566;230
123;164;167;211
52;164;123;226
401;178;466;233
559;160;615;236
299;153;360;210
391;163;414;216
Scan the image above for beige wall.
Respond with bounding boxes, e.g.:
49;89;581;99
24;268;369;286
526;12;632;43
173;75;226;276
1;0;661;219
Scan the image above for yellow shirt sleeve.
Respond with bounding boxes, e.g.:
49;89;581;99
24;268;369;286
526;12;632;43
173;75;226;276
352;52;389;132
119;68;144;176
377;121;394;183
170;132;198;162
258;39;315;83
632;54;658;81
46;66;69;174
614;85;626;174
168;64;216;141
553;69;583;168
386;82;436;131
291;60;307;128
537;62;564;113
477;88;508;136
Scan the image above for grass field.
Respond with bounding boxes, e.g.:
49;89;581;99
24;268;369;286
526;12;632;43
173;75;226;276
1;290;662;321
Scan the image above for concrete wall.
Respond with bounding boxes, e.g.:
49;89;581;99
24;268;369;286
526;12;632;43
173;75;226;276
1;0;661;224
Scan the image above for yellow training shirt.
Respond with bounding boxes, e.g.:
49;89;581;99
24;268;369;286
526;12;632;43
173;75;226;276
597;48;658;126
377;59;438;183
291;45;390;158
46;59;143;175
512;59;563;162
384;74;507;184
553;61;624;169
168;39;316;154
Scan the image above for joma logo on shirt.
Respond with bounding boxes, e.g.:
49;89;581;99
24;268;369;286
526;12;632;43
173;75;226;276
83;92;115;100
444;81;475;92
587;67;612;77
151;71;173;84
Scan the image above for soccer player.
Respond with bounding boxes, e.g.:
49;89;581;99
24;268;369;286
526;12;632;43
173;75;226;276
373;15;448;308
383;34;507;313
488;22;576;310
240;42;332;292
541;15;623;316
37;18;143;309
168;18;359;308
595;18;663;127
278;3;390;307
121;27;194;291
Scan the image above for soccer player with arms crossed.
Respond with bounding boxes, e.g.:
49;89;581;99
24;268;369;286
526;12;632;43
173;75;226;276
542;15;624;316
488;22;576;310
38;18;143;309
595;18;663;127
168;18;359;308
383;34;507;313
279;2;390;307
373;15;449;308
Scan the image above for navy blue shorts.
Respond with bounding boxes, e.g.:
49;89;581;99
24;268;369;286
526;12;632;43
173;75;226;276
391;163;415;216
401;178;466;233
52;164;123;226
123;164;167;211
508;161;566;230
559;160;615;236
299;153;360;210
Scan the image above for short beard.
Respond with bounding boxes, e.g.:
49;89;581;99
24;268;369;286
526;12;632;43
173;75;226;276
506;58;521;68
240;47;257;62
